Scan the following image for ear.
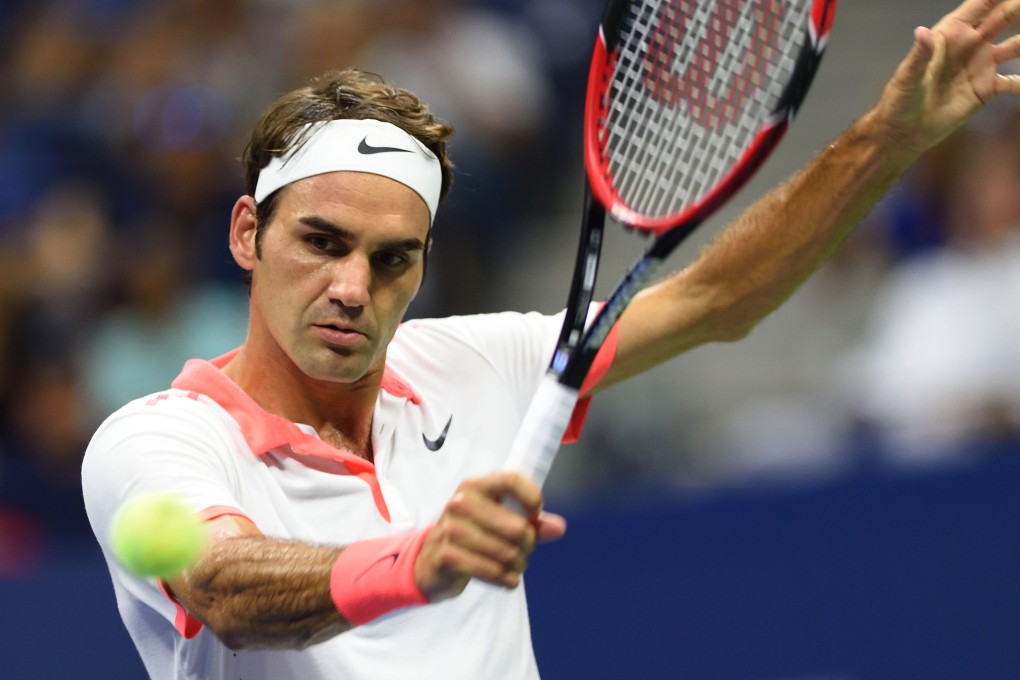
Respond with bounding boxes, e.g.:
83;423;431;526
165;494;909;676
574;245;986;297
229;195;259;272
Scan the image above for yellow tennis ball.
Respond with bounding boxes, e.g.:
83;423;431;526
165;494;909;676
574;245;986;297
110;494;205;579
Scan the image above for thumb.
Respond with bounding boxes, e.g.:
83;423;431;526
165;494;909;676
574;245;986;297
532;511;567;543
898;26;937;86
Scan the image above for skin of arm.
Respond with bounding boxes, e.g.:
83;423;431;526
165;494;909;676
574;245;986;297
166;516;346;650
598;0;1020;392
166;472;566;650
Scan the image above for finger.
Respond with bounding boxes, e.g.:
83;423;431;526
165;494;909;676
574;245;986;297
446;482;538;549
442;543;524;588
462;471;544;516
953;0;1006;28
994;71;1020;96
993;33;1020;63
437;507;533;570
976;0;1020;40
432;535;527;589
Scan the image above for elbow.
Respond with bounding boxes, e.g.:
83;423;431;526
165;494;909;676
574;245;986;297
672;279;765;346
202;608;351;651
173;585;261;651
694;286;773;344
691;303;760;343
200;611;252;650
203;619;296;651
217;633;248;652
710;318;758;343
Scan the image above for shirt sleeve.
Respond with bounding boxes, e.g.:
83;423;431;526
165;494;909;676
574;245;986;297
81;392;248;635
83;395;245;529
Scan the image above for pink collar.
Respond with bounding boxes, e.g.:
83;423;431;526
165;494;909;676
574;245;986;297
170;348;420;475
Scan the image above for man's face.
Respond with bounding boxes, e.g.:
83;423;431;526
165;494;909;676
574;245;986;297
246;171;430;386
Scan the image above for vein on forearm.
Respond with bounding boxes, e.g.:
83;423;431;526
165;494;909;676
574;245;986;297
174;536;347;650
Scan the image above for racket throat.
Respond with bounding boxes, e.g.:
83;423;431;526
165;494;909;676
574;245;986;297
558;185;607;353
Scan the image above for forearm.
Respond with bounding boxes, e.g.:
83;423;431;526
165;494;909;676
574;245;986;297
682;109;918;337
171;535;348;650
605;111;919;385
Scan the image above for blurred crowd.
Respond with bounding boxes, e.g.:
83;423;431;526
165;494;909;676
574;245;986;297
1;0;1019;571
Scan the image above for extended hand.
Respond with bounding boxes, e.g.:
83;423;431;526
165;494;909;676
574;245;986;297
875;0;1020;153
413;472;566;602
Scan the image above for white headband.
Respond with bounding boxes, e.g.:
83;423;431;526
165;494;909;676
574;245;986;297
254;119;442;224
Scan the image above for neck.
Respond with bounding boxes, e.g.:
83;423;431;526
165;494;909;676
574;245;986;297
222;343;381;462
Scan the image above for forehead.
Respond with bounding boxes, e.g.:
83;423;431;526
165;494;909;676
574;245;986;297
273;171;431;237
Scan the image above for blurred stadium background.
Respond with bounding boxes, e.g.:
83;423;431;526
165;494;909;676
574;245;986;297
0;0;1017;677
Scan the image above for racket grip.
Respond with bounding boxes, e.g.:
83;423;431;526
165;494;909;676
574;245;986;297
503;374;580;490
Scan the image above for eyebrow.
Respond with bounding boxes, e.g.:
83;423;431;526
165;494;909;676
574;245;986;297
298;215;426;252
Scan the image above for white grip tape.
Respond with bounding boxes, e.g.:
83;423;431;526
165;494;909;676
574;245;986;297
503;375;580;489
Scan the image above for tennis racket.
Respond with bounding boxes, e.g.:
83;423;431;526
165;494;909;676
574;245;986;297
504;0;837;488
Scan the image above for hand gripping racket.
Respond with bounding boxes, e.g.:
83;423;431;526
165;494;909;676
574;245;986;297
504;0;837;488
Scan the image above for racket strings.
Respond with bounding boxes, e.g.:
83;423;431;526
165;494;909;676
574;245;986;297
600;0;810;220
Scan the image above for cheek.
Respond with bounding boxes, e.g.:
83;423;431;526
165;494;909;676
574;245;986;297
378;277;421;327
396;272;424;309
259;245;327;293
253;258;322;324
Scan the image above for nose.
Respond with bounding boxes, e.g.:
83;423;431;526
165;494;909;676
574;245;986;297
328;255;372;309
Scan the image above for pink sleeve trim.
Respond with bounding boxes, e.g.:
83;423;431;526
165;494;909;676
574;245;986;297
158;580;204;639
161;505;254;639
197;505;252;523
562;317;620;444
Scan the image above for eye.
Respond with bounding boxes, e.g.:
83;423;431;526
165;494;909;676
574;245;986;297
305;234;336;252
374;250;411;270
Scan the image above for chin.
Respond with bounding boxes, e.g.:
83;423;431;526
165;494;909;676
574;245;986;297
310;363;367;385
293;353;364;385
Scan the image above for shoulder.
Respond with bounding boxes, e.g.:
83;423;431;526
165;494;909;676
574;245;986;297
82;388;247;509
97;388;236;431
388;311;564;375
85;387;240;462
393;311;563;349
385;312;566;400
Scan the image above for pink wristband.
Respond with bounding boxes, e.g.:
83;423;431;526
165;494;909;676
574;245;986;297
330;526;432;625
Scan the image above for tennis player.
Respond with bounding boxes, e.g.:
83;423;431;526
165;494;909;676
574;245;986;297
82;2;1020;678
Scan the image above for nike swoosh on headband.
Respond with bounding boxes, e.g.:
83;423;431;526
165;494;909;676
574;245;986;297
358;137;414;155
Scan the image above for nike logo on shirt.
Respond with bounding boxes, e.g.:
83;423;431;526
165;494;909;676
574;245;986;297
358;137;414;155
422;415;453;451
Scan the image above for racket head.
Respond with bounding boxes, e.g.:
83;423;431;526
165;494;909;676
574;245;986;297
584;0;837;235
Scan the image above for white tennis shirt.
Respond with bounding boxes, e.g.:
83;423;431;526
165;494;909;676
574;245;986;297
82;310;617;680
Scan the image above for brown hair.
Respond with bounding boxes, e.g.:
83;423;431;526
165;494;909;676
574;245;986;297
242;68;455;257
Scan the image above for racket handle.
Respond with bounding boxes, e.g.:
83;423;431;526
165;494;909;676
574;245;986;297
503;374;580;489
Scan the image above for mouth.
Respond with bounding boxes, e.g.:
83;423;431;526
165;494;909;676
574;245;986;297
312;323;367;347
